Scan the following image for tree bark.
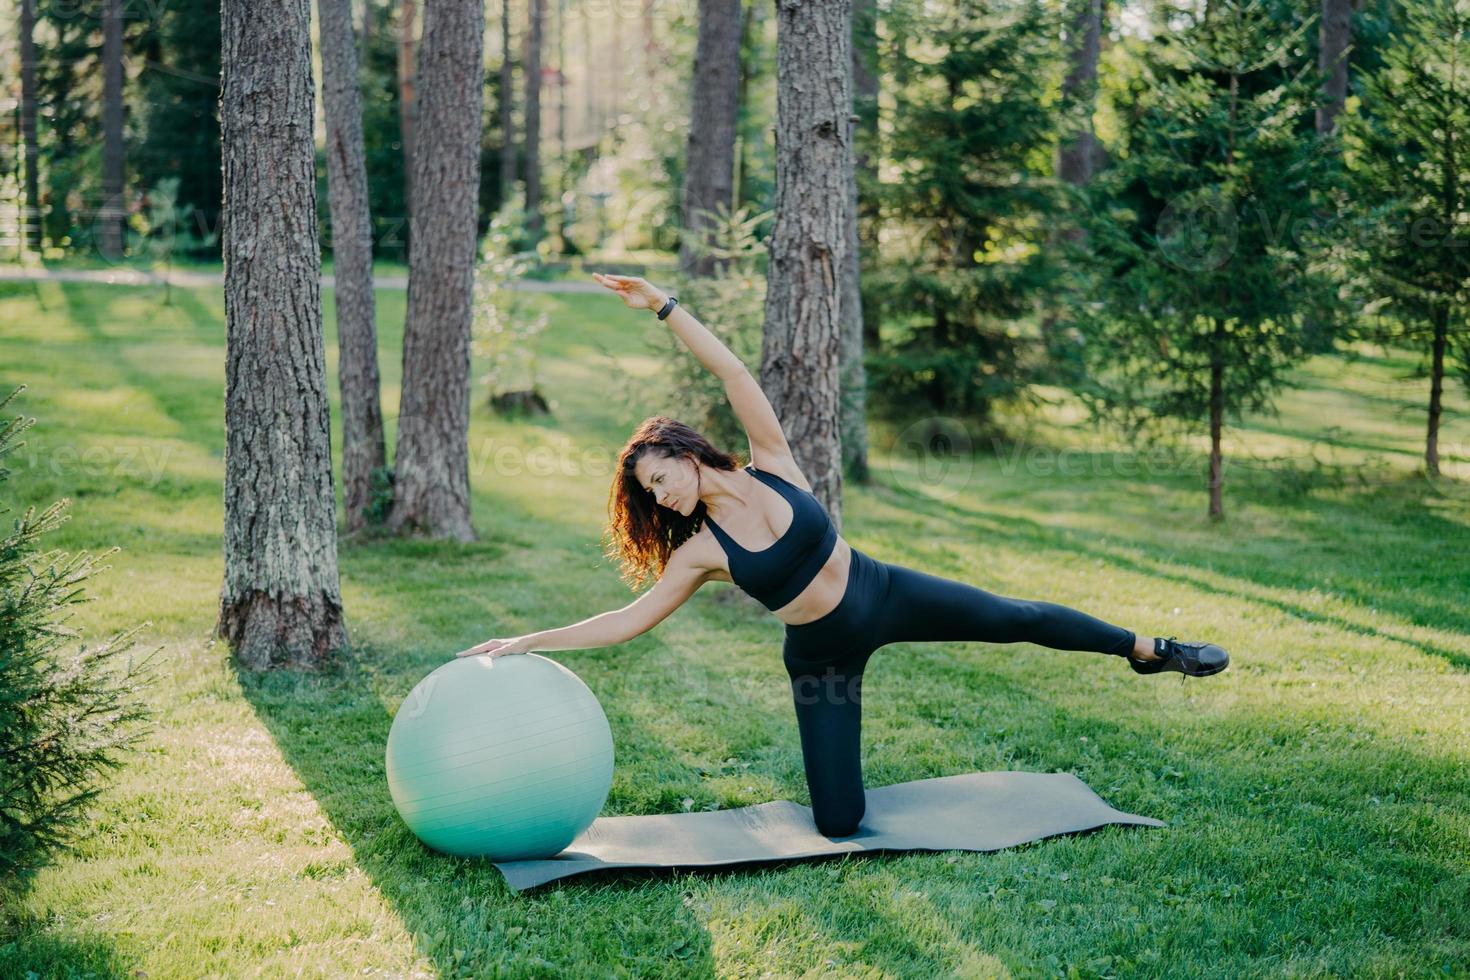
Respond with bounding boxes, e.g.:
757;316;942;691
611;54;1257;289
1041;0;1103;353
840;0;877;483
1426;304;1447;477
1209;322;1225;521
500;0;516;206
218;0;348;669
20;0;41;253
734;0;756;210
320;0;387;534
525;0;545;242
1316;0;1352;135
398;0;418;234
1056;0;1102;187
387;0;484;542
762;0;852;529
361;0;375;63
556;0;567;245
679;0;742;278
100;0;125;261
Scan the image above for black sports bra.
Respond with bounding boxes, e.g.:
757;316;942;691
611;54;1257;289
703;464;839;611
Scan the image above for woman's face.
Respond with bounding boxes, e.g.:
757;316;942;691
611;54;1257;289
633;451;695;516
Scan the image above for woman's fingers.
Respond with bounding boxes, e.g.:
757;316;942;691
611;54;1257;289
455;638;507;658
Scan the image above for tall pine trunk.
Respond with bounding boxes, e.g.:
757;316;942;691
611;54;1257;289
1041;0;1103;352
525;0;545;242
100;0;124;261
500;0;516;206
1426;305;1447;477
1056;0;1101;185
840;0;877;483
399;0;418;233
762;0;852;527
20;0;41;253
1209;320;1225;521
361;0;375;63
320;0;387;534
387;0;484;542
1316;0;1352;135
678;0;742;278
218;0;348;669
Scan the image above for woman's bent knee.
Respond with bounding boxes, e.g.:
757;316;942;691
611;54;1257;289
813;799;865;838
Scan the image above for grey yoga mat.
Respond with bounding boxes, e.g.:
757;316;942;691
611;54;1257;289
490;770;1166;892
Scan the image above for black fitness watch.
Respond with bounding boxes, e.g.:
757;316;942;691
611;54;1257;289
656;295;679;320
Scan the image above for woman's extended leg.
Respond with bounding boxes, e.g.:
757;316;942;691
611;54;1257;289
874;561;1137;657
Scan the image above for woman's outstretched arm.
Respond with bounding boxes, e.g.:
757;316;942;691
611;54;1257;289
452;544;711;659
592;273;745;380
591;273;795;460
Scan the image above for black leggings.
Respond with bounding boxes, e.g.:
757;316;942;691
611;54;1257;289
782;546;1136;838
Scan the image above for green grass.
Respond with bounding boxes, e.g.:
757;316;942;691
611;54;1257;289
0;276;1467;978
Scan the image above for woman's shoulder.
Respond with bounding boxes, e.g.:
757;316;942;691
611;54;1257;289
747;449;812;493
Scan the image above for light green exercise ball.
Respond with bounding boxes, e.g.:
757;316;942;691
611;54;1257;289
386;653;614;860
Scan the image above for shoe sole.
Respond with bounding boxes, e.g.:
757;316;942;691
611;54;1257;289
1129;656;1230;677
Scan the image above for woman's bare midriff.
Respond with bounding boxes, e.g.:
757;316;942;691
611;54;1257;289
702;533;853;626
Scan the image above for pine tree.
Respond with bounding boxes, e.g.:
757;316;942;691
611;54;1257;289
1339;0;1470;479
1073;0;1339;519
0;386;157;893
868;0;1067;431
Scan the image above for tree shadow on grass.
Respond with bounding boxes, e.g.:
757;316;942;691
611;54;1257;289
0;906;136;978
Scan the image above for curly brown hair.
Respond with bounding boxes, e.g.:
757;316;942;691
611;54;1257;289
603;416;744;591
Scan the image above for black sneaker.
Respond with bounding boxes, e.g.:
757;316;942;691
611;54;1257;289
1129;636;1230;677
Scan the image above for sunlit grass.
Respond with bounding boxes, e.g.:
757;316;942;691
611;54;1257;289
0;278;1466;978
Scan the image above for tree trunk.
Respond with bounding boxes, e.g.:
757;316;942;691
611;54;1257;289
1055;0;1101;186
320;0;387;534
556;0;567;246
360;0;375;63
1041;0;1103;352
853;0;880;352
500;0;516;206
1316;0;1352;135
1209;322;1225;521
525;0;544;242
679;0;742;277
762;0;852;528
100;0;125;261
734;0;756;210
398;0;418;234
840;0;877;484
387;0;484;542
20;0;41;253
218;0;348;670
1426;304;1447;477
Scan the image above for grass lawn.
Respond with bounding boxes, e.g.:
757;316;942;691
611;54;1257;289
0;276;1467;978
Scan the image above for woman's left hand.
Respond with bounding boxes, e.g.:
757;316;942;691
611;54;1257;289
453;635;534;659
591;272;668;312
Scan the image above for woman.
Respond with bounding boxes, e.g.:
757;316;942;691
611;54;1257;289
455;273;1229;838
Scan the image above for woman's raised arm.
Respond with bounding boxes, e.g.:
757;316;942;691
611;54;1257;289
592;273;746;381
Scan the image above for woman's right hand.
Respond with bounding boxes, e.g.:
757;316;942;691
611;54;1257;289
591;272;669;312
453;635;532;659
